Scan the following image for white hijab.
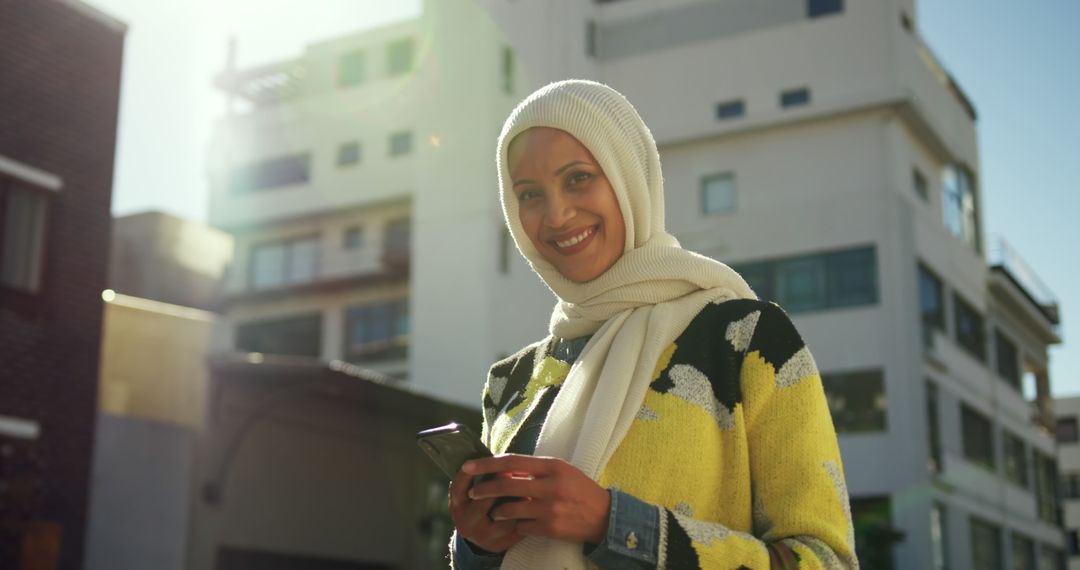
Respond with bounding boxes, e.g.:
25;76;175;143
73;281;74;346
496;80;756;568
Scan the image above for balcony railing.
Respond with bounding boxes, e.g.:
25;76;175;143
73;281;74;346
988;237;1060;326
215;60;307;106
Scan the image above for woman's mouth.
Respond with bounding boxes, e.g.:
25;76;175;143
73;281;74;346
550;225;598;254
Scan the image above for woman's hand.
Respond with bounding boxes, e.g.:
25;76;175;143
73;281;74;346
449;466;524;554
463;454;611;544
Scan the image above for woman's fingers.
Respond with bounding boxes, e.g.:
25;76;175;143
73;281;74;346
463;453;560;477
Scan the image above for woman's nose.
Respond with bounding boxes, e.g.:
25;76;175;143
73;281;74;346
544;192;575;227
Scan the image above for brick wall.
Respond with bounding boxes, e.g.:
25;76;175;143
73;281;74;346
0;1;125;568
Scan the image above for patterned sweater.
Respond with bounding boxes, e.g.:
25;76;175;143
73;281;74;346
475;299;858;569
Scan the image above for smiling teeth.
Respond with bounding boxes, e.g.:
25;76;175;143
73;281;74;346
555;227;595;248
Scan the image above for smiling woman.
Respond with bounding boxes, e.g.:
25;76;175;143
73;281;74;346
508;127;625;283
448;80;857;570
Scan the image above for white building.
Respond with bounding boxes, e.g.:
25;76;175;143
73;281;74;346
207;0;1064;567
1055;396;1080;570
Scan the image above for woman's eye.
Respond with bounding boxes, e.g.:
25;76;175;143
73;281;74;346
518;189;542;202
566;171;592;186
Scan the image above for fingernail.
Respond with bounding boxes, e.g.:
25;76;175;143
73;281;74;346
467;489;477;500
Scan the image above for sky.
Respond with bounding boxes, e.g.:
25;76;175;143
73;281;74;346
86;0;1079;395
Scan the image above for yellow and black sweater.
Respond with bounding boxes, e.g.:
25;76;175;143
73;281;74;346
479;299;858;569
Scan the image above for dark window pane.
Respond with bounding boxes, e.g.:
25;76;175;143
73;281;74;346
953;293;986;361
808;0;844;18
1002;431;1029;488
969;517;1003;570
777;256;826;313
961;404;995;470
995;330;1020;390
1057;417;1079;444
231;153;311;193
734;262;772;302
338;49;365;87
927;381;942;474
918;264;945;331
236;314;321;357
701;173;736;215
780;87;811;108
501;46;514;94
822;369;886;433
344;299;409;363
851;497;898;570
913;168;928;201
716;99;745;120
1010;533;1035;570
1033;452;1060;523
827;247;877;307
0;183;49;292
389;131;412;156
337;142;361;166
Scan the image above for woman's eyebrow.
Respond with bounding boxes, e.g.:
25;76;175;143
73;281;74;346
512;160;592;187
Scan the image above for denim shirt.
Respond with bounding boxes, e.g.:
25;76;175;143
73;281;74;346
453;335;661;568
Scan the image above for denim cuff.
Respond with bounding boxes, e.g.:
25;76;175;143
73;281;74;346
584;488;660;568
451;531;504;569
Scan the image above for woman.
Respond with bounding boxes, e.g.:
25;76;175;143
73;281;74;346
449;80;857;569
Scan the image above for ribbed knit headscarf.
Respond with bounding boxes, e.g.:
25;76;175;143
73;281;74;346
495;80;756;568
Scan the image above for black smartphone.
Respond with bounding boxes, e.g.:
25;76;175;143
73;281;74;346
416;422;492;479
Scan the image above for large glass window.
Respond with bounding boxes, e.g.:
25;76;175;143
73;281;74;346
386;37;414;77
995;330;1021;391
941;164;979;251
961;404;995;471
1003;430;1029;489
969;517;1003;570
953;293;986;361
236;313;322;357
822;369;886;433
1010;533;1036;570
338;49;365;87
231;153;311;193
249;235;321;290
0;181;49;293
733;246;877;314
344;299;409;363
701;173;736;215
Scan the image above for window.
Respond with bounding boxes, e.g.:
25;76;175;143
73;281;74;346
780;87;810;108
961;404;995;471
338;49;365;87
822;369;886;433
918;264;945;333
343;226;363;250
1058;417;1079;443
1060;472;1080;499
386;38;414;77
1033;452;1060;524
969;517;1003;570
808;0;844;18
927;381;942;474
930;502;949;570
913;168;928;201
995;330;1020;391
1003;430;1029;488
953;293;986;361
337;142;361;167
1068;531;1080;557
249;235;320;290
383;219;411;262
501;46;514;94
231;153;311;193
1040;545;1064;570
942;164;979;251
731;246;878;314
701;173;736;215
0;181;49;294
1010;533;1036;570
851;497;898;570
716;99;745;120
344;299;409;363
585;20;597;58
389;131;413;157
236;313;322;357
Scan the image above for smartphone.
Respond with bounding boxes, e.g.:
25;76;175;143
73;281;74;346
416;422;492;479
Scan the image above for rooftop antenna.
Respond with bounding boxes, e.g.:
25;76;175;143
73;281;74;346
225;36;237;116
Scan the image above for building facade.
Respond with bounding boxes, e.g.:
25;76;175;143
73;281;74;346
0;1;126;568
1055;396;1080;570
208;0;1064;567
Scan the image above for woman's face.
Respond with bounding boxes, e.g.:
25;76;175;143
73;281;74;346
508;127;626;283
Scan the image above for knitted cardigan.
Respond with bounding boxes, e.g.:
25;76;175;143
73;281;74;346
477;299;858;569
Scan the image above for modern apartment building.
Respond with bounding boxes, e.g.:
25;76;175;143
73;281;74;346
208;0;1063;567
0;1;126;568
1055;396;1080;570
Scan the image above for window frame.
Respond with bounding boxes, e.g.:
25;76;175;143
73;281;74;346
715;99;746;120
0;178;53;303
386;37;415;77
700;172;736;215
338;48;365;87
821;368;887;433
343;298;410;363
960;403;996;471
780;87;811;108
337;141;361;167
388;131;413;157
248;234;322;291
235;312;323;358
952;292;986;362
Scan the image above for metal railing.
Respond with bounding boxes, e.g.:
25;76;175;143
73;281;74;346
988;237;1060;325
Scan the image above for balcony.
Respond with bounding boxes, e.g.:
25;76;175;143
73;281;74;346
987;238;1061;339
215;59;307;107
